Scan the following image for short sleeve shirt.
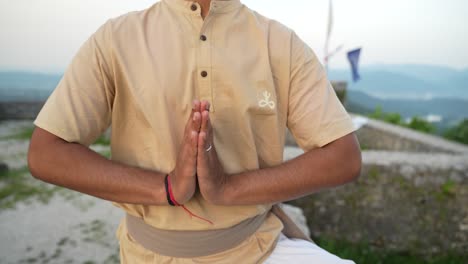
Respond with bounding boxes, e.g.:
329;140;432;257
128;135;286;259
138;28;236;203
34;0;355;261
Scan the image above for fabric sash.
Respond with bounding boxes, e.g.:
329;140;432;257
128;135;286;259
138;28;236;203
125;204;312;258
126;211;268;258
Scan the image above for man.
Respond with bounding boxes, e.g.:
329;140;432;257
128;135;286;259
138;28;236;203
28;0;361;263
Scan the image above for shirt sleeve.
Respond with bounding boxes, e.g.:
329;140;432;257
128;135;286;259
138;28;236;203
34;21;115;146
287;32;355;151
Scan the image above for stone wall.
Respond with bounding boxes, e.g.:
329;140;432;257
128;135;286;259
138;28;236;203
0;101;44;120
288;149;468;255
354;115;468;154
285;116;468;255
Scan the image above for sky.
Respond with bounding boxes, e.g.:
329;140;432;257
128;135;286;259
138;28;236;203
0;0;467;73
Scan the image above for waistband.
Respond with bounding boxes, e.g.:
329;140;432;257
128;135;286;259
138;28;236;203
126;211;268;258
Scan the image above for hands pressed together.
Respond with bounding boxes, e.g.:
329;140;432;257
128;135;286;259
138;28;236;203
169;100;228;205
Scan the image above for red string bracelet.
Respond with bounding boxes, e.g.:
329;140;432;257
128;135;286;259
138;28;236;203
166;174;213;225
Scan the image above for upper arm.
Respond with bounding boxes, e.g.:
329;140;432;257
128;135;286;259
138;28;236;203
28;126;68;178
286;32;356;151
322;132;362;179
33;21;115;146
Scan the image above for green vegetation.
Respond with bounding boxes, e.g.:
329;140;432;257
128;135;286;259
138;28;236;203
367;166;380;182
317;237;467;264
368;106;435;134
406;116;435;133
444;119;468;145
335;88;347;104
440;180;457;196
0;126;34;140
94;135;110;146
369;106;402;125
0;167;60;209
99;150;111;159
367;106;468;145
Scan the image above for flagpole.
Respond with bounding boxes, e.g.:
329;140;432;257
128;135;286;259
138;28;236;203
324;0;333;73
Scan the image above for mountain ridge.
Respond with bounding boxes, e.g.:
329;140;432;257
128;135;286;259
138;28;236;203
329;64;468;100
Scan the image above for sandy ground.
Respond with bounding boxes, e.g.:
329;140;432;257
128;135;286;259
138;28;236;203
0;120;122;263
0;196;123;264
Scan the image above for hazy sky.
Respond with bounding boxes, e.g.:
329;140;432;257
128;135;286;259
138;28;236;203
0;0;467;73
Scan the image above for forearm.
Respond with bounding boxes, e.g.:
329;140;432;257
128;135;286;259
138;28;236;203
222;133;361;205
28;128;167;205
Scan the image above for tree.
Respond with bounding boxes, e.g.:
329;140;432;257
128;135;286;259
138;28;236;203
368;106;402;125
405;116;435;134
444;119;468;145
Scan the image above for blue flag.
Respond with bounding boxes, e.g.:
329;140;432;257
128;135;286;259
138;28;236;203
347;48;362;82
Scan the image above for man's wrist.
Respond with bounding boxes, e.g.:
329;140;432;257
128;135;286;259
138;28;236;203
207;172;234;206
167;170;195;205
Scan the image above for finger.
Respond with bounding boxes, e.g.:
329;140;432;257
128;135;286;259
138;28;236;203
205;111;213;141
192;111;201;132
193;99;201;112
201;110;213;144
204;101;210;111
198;131;208;156
200;110;209;135
200;100;206;112
200;100;211;112
190;130;198;155
185;100;201;133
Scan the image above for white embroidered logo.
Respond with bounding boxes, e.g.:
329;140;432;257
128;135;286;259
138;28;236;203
258;91;275;110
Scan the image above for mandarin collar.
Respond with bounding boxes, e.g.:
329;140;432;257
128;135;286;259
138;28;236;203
163;0;242;14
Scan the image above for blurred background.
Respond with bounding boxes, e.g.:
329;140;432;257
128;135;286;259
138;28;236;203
0;0;467;263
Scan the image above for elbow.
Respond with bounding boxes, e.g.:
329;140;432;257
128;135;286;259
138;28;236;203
341;135;362;184
27;127;51;181
27;138;43;181
339;156;361;186
345;143;362;183
346;133;362;183
348;150;362;183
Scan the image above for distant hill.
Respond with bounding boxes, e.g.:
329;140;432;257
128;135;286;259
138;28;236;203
2;65;467;101
346;90;468;129
1;67;467;128
329;64;468;100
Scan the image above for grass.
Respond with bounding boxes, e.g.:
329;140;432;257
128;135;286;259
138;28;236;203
441;180;456;197
0;126;111;146
0;167;60;209
316;237;467;264
94;135;110;146
98;150;111;159
0;126;35;140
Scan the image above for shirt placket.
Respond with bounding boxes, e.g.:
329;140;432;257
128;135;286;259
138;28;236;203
189;2;215;112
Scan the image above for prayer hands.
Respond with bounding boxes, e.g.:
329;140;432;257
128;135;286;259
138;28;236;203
170;100;227;205
196;101;228;205
168;101;201;204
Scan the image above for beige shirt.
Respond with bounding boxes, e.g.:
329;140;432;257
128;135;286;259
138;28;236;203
34;0;355;261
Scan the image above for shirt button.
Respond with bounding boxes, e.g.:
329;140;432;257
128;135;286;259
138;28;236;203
201;71;208;77
200;35;207;41
190;4;197;11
